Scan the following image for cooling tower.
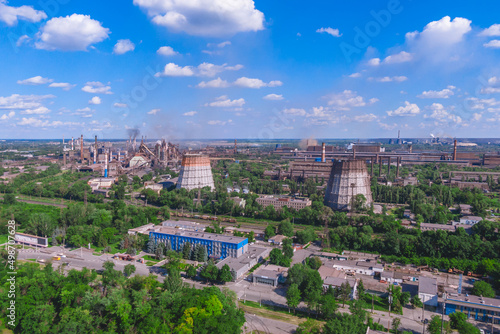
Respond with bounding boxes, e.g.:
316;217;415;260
176;154;215;191
324;159;373;211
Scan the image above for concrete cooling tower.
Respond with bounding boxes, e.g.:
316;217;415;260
176;154;215;191
324;159;373;211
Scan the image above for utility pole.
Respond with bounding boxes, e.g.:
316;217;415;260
441;293;447;334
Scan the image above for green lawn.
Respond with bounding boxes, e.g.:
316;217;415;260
0;235;9;245
90;241;121;255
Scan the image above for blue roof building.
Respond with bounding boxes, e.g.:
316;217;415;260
150;227;248;260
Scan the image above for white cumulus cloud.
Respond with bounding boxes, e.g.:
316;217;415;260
479;24;500;36
0;111;15;120
147;108;160;115
369;76;408;82
205;95;245;107
354;113;377;122
387;101;420;116
197;77;230;88
183;111;197;116
383;51;413;64
233;77;282;89
113;39;135;54
49;82;75;90
35;14;110;51
263;94;284;101
0;0;47;26
81;81;112;94
157;46;178;56
418;87;454;99
133;0;264;37
316;27;341;37
17;76;53;85
155;62;242;77
484;40;500;49
89;96;101;105
326;90;378;110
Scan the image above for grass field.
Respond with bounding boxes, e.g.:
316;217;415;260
239;301;323;327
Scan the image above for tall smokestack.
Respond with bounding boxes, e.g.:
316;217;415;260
353;145;356;159
104;151;108;178
80;135;83;163
234;139;237;155
321;142;326;163
62;135;65;145
453;139;457;161
94;135;97;164
71;137;74;150
398;130;400;139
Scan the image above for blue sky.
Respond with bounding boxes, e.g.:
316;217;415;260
1;0;500;140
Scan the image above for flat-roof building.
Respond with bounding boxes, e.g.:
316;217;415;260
256;195;312;211
418;276;438;307
150;227;248;260
252;264;288;286
444;294;500;324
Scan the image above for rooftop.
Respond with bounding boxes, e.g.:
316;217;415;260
419;276;437;295
153;227;247;244
253;264;289;279
445;294;500;309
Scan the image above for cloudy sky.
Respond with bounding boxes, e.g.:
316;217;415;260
1;0;500;139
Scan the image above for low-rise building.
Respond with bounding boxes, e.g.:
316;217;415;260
459;216;483;225
145;183;163;195
252;264;288;286
444;294;500;324
418;276;438;307
216;245;271;280
256;195;312;211
268;234;287;245
230;197;246;208
380;271;404;284
332;260;384;276
161;220;206;231
459;204;472;216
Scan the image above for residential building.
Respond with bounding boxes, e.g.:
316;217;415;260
150;227;248;260
418;276;438;307
256;195;312;211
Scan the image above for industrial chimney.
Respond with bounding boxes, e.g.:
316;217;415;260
104;152;108;178
94;135;97;164
80;135;83;163
71;137;74;150
321;142;326;163
453;139;457;161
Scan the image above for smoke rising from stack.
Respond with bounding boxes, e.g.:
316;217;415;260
299;137;318;150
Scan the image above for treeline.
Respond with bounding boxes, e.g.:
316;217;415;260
0;260;245;333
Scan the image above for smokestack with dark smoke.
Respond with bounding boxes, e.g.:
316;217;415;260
127;128;140;152
298;137;318;150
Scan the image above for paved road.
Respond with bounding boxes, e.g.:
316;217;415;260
244;313;298;334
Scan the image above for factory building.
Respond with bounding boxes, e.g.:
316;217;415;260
444;294;500;324
324;159;373;211
176;153;215;191
150;227;248;260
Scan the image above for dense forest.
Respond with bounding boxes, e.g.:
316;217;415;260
0;260;245;333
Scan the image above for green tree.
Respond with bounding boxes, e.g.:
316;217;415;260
323;313;367;334
295;318;321;334
471;280;495;298
391;317;401;334
218;264;233;283
427;315;442;334
278;220;294;237
200;262;219;283
163;268;184;292
3;193;16;205
123;264;136;277
339;281;351;307
286;283;301;313
186;265;197;279
411;295;423;309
